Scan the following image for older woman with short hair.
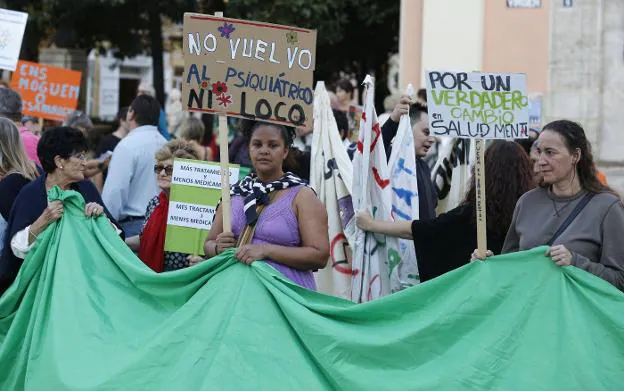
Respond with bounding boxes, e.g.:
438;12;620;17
125;139;201;272
0;127;121;296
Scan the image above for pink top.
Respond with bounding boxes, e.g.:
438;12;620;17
19;127;40;166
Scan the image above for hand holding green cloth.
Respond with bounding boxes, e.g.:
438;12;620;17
1;188;624;390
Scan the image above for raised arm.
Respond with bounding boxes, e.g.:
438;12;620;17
356;211;412;239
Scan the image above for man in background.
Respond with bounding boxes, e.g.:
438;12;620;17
103;95;167;236
137;82;171;141
0;88;40;165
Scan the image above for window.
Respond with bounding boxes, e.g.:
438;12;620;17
507;0;541;8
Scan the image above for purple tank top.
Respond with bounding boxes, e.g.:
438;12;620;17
232;185;316;290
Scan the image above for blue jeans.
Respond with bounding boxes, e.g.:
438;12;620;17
120;217;145;238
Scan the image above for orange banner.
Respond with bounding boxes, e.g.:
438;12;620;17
10;60;82;122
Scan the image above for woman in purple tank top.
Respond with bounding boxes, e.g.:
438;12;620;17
203;121;329;290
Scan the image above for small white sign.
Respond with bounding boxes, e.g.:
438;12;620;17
167;201;215;230
171;160;238;189
0;8;28;72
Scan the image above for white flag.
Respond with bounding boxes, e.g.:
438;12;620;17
351;75;400;303
387;84;420;289
431;138;476;214
311;82;355;300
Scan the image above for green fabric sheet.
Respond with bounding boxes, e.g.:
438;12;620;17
1;188;623;391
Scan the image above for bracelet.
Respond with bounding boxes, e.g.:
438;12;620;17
28;229;38;240
213;242;219;255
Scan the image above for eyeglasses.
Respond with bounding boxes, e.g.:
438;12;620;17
71;153;87;161
154;164;173;176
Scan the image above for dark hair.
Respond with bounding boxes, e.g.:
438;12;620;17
514;128;540;155
541;120;613;195
200;113;215;143
464;140;535;237
37;126;88;174
241;120;298;172
332;109;349;140
417;88;427;103
0;88;22;122
335;79;354;98
116;106;129;124
129;95;160;126
408;102;428;127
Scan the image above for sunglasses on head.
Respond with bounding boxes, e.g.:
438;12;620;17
154;164;173;176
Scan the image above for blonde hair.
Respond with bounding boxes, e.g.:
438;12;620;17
0;118;38;180
155;139;199;162
177;116;205;143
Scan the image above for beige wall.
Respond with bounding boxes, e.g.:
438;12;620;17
420;0;485;86
399;0;423;89
482;0;550;93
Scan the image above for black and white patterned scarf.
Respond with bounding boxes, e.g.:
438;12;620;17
231;172;308;225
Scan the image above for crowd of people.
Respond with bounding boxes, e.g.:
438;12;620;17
1;75;624;299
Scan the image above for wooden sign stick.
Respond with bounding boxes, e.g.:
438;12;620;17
215;11;232;234
475;139;487;258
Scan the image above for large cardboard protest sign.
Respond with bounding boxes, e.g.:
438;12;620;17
165;159;240;256
182;13;317;128
10;61;81;121
0;8;28;71
426;71;529;140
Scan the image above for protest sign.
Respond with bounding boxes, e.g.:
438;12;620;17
165;159;239;256
10;61;81;121
426;71;529;140
182;13;317;128
0;8;28;71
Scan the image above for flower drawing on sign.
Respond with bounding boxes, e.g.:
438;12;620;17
212;81;228;95
217;94;232;108
217;22;236;39
201;80;209;89
286;31;298;45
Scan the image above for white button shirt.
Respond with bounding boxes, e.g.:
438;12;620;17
102;125;167;220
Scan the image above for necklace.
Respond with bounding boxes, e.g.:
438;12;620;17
552;198;575;217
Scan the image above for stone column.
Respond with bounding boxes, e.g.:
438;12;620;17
545;0;604;151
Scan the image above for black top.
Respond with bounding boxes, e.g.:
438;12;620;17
95;134;122;157
411;203;506;282
95;134;122;180
292;149;311;183
381;118;438;221
0;173;31;221
0;175;122;296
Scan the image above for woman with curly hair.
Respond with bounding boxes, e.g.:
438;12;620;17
125;139;201;272
357;140;535;283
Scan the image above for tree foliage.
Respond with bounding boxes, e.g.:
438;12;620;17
2;0;399;108
225;0;400;106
